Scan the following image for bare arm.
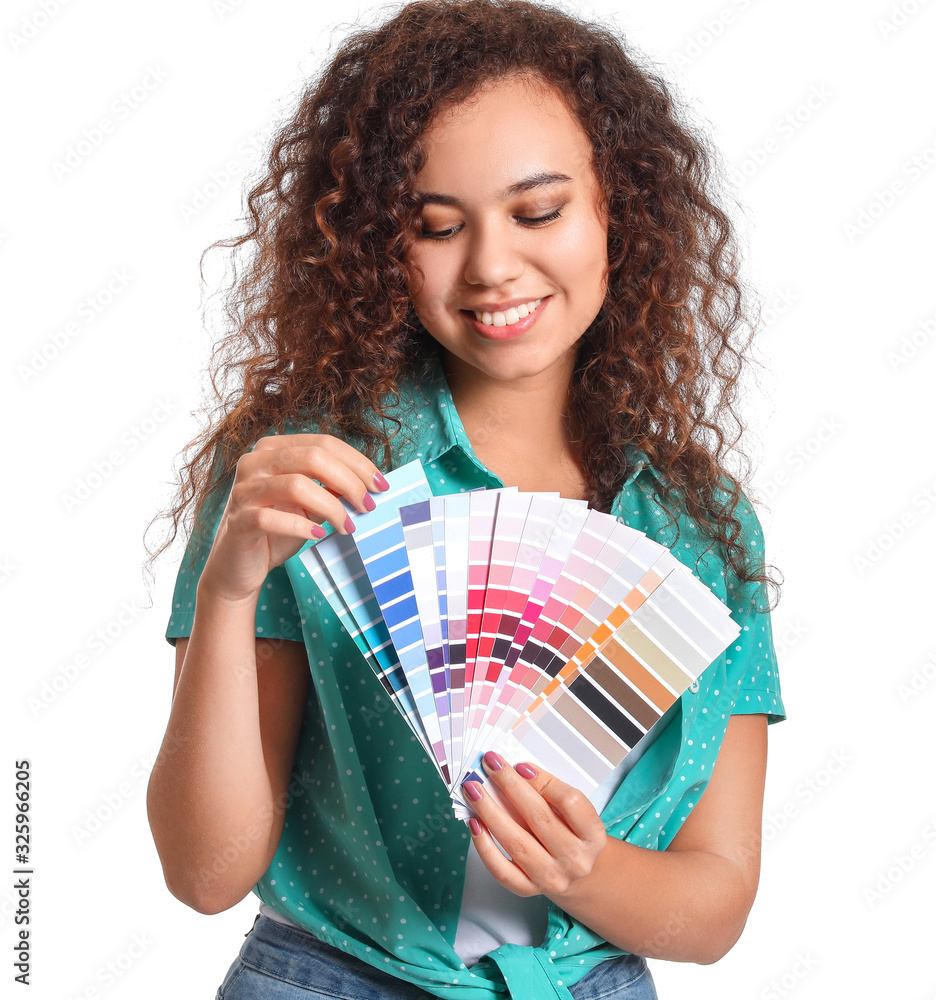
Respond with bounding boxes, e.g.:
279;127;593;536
146;434;389;914
467;713;768;964
146;623;310;914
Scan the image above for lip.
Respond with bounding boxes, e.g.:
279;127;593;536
464;295;546;313
460;296;550;342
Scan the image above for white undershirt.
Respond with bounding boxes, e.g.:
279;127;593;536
260;730;656;966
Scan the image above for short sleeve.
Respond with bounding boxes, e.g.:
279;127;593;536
164;476;303;647
723;500;786;725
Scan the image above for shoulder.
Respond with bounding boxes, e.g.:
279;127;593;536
617;460;769;602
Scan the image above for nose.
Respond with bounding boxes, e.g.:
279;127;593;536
462;220;524;287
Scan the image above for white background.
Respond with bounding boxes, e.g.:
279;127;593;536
3;0;934;997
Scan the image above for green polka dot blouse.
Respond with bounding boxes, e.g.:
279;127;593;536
165;358;786;999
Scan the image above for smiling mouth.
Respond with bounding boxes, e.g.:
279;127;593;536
459;296;550;341
466;298;544;328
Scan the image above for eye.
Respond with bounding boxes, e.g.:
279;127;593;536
420;223;462;241
517;208;563;227
419;207;565;241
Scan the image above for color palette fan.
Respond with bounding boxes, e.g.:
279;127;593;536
299;461;740;819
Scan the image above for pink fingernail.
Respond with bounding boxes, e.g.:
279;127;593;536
516;762;538;779
373;472;390;491
463;781;483;802
468;818;481;837
344;516;356;534
362;494;376;512
483;751;504;772
311;524;327;539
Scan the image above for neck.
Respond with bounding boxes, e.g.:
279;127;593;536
441;351;588;499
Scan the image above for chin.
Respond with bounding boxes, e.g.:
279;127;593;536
437;333;583;387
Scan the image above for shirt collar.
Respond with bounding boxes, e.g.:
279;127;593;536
386;354;654;491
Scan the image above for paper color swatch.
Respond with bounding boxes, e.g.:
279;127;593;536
299;461;740;818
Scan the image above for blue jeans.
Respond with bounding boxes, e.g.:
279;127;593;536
215;913;657;999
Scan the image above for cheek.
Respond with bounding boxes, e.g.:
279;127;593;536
412;288;446;325
408;275;453;336
545;210;607;268
406;250;452;312
555;220;608;300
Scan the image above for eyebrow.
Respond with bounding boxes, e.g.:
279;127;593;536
417;171;573;207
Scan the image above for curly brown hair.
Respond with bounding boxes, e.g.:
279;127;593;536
147;0;779;607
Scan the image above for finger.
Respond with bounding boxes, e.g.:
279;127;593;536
250;444;379;515
235;439;374;532
228;503;329;544
499;757;606;845
252;435;390;497
484;751;605;855
231;473;354;536
478;754;580;856
466;818;538;897
462;780;555;877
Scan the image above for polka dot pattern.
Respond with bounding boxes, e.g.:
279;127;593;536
164;360;786;999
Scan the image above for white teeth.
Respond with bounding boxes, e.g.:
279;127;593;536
473;298;542;326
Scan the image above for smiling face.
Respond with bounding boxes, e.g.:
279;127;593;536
406;73;610;395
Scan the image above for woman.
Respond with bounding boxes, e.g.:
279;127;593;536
146;2;786;997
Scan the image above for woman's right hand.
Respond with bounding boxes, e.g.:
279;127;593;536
199;433;390;605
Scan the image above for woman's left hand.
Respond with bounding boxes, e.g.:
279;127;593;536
463;751;608;900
